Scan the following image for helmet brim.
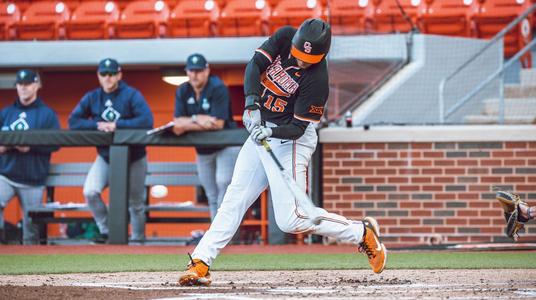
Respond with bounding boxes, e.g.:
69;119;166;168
291;45;325;64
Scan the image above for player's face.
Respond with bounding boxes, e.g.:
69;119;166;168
296;59;313;69
187;68;210;90
98;71;122;93
16;82;40;106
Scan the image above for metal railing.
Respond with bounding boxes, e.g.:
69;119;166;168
438;4;536;124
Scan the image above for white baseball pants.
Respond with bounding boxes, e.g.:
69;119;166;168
0;175;44;245
196;146;240;220
83;155;147;240
192;124;364;266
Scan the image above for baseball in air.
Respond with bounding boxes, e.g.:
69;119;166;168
150;185;168;198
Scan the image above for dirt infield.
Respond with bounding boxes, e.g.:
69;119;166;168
1;269;536;299
1;245;536;299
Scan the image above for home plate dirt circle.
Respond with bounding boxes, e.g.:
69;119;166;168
1;269;536;299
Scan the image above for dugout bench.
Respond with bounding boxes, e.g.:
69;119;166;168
28;162;268;244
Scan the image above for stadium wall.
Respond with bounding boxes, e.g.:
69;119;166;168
320;125;536;246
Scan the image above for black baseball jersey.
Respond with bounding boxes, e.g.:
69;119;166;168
244;26;329;126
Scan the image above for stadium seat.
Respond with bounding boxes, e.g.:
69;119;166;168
113;0;169;39
114;0;132;10
213;0;228;8
417;0;472;37
12;1;32;13
533;0;536;28
31;0;80;11
12;1;70;40
0;3;20;40
364;0;419;34
269;0;324;33
64;1;120;39
325;0;367;35
60;0;80;11
218;0;271;37
470;0;532;67
265;0;281;8
165;0;180;9
168;0;219;37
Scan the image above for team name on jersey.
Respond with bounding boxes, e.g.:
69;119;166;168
265;56;299;96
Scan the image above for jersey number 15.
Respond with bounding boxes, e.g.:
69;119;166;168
264;95;288;113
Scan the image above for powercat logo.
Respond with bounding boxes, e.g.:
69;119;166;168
262;56;299;97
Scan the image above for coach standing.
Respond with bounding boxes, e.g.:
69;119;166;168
68;58;153;244
172;53;239;220
0;69;60;244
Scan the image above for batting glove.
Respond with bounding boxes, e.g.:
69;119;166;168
243;95;261;133
250;125;272;144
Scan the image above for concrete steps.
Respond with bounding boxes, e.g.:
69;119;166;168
465;97;536;124
482;98;536;116
464;114;535;124
464;68;536;124
504;84;536;98
520;68;536;86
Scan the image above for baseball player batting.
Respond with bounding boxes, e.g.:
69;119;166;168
179;19;387;287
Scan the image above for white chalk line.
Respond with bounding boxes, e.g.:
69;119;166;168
69;280;536;300
154;296;266;300
71;280;533;290
515;289;536;297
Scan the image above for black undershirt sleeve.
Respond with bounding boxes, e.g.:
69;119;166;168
243;27;294;100
244;54;269;100
270;118;309;140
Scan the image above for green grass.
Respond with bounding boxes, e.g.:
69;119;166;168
0;252;535;275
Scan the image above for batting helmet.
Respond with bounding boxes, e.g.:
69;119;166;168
291;19;331;64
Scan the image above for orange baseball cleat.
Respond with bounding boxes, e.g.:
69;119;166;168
178;254;211;286
359;217;387;274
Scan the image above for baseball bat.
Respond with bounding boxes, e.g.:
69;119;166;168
261;140;322;225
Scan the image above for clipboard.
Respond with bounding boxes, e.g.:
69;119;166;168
146;121;175;135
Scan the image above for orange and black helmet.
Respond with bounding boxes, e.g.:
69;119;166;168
291;19;331;64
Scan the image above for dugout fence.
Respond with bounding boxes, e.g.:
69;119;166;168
0;129;253;244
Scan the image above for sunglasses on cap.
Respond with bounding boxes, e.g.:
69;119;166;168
99;72;118;77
